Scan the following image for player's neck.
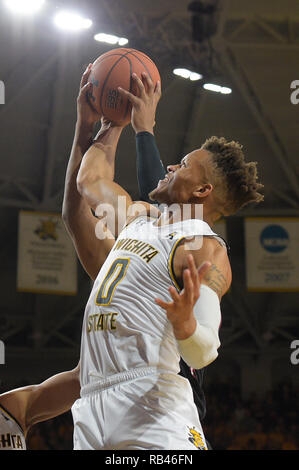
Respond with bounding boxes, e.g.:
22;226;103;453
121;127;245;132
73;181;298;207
154;203;220;227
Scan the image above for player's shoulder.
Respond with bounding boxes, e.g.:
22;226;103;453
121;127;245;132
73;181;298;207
182;235;229;266
174;235;232;297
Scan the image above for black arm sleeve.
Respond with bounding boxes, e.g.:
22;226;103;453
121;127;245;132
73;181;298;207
136;132;165;203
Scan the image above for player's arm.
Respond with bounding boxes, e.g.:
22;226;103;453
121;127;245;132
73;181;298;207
62;65;120;280
121;72;164;204
136;131;165;202
76;129;134;236
0;363;80;437
155;238;232;369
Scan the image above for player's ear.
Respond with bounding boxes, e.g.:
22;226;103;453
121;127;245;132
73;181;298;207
192;184;213;199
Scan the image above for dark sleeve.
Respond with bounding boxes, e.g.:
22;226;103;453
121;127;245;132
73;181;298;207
136;131;165;203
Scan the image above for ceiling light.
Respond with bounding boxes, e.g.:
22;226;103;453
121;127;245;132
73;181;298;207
118;37;129;46
173;68;202;81
3;0;45;15
54;11;92;31
220;86;232;94
203;83;232;94
94;33;129;46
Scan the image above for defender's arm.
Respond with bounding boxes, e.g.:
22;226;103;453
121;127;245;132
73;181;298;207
0;363;80;437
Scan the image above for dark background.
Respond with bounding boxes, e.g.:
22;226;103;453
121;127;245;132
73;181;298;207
0;0;298;450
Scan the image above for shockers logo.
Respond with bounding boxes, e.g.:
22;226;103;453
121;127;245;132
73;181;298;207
187;426;207;450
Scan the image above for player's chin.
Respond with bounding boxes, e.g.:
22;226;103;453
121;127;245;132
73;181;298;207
148;187;159;201
149;186;166;203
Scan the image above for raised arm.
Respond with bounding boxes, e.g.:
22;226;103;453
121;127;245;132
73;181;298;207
62;65;124;280
120;72;164;203
76;124;133;236
76;72;162;235
0;363;80;437
136;132;165;202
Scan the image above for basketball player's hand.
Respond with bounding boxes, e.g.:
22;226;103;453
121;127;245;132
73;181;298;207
77;64;101;127
118;72;161;135
155;255;211;340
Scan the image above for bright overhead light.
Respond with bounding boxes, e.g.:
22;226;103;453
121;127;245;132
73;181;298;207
118;37;129;46
173;68;202;81
203;83;232;94
189;72;202;81
173;68;191;79
54;11;92;31
3;0;45;15
94;33;129;46
220;86;232;94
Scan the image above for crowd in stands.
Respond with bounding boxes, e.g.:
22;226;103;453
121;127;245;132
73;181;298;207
203;379;298;450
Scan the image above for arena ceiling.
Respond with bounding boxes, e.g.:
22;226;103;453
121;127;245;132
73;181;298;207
0;0;298;379
0;0;298;212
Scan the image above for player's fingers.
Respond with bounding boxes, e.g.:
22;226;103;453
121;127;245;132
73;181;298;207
197;261;212;285
154;80;162;99
118;86;140;106
80;63;92;89
169;286;180;303
155;297;172;311
132;73;146;98
141;72;154;94
183;269;194;303
78;81;92;101
187;254;199;291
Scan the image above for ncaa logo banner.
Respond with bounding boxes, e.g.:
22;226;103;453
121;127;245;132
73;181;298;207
245;218;299;292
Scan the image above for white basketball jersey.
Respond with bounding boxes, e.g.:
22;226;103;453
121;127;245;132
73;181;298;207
80;217;226;388
0;405;26;450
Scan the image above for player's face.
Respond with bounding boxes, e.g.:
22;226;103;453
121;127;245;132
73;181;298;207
150;148;212;204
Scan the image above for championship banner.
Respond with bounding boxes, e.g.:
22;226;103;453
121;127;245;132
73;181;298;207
245;218;299;292
17;211;77;295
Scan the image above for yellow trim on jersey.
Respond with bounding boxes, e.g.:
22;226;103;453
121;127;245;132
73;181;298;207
168;237;185;292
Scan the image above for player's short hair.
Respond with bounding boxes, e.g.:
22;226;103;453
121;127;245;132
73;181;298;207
201;136;264;216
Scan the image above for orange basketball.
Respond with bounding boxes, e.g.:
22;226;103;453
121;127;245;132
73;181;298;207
88;48;161;126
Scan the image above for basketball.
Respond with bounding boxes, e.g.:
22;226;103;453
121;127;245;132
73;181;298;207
88;48;161;125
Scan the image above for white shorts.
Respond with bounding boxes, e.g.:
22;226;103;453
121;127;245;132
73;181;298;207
71;367;208;450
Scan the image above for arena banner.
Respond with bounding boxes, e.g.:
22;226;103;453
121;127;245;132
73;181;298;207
245;218;299;292
17;211;77;295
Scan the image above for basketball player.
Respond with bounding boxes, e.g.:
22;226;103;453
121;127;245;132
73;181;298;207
0;66;208;452
62;62;209;431
0;364;80;450
67;69;263;450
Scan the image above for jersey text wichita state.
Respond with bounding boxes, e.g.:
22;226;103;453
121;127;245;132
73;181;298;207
79;216;226;387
